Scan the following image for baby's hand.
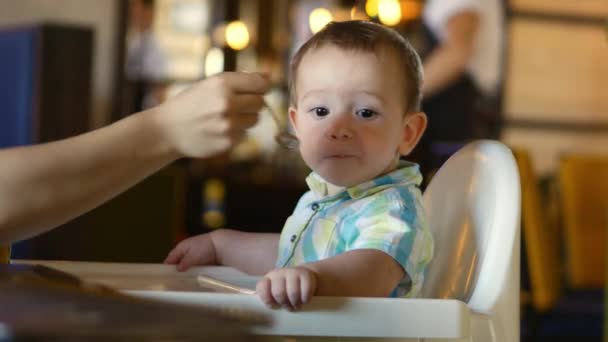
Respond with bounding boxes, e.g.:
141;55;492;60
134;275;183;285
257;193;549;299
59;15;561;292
163;233;216;271
256;266;318;310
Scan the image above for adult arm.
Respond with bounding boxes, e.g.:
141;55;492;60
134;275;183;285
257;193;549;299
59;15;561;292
422;11;479;97
0;72;270;244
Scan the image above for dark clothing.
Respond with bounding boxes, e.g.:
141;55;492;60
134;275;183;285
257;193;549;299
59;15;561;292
411;23;481;181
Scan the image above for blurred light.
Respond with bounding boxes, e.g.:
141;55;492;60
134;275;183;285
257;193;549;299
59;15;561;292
309;7;333;34
350;6;369;20
225;20;250;50
365;0;379;17
378;0;402;26
204;47;224;76
202;179;225;229
401;0;422;21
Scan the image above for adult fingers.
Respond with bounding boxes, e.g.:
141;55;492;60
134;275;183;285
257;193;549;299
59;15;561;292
229;93;265;113
221;72;271;94
228;130;247;146
201;113;257;135
228;112;259;131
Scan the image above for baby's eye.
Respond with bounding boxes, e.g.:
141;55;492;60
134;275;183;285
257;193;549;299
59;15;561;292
356;108;378;119
312;107;329;117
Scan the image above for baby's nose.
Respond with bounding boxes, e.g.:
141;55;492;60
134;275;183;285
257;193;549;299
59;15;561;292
329;129;353;139
326;117;354;139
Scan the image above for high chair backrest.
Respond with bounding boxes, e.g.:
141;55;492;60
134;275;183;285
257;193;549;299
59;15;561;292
421;140;521;314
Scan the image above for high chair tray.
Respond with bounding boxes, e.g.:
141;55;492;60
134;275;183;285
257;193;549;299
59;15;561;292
12;260;471;339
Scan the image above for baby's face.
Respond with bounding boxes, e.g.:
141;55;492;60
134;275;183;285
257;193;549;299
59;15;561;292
289;45;412;187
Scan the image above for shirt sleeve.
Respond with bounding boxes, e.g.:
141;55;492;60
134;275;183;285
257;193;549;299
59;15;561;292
423;0;481;41
343;190;434;295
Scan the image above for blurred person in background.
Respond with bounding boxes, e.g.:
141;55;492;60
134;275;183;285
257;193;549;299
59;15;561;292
125;0;170;111
415;0;504;178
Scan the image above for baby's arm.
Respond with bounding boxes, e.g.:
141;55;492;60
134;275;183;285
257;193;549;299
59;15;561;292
304;248;405;296
256;249;404;309
164;229;279;275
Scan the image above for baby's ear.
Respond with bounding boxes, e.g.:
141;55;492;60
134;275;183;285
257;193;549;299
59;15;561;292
288;106;299;137
399;112;427;156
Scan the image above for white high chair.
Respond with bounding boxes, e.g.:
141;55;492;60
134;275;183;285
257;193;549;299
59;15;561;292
14;140;521;341
420;140;521;341
138;139;521;341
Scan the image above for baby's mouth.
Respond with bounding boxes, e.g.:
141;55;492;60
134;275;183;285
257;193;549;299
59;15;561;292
326;154;356;159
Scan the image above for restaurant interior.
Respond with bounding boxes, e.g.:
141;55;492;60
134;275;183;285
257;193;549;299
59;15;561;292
0;0;606;340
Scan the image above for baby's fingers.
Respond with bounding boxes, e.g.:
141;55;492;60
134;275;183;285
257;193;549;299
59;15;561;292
270;277;289;308
300;271;318;304
176;247;200;271
299;270;317;304
163;246;186;265
285;273;301;309
256;277;276;307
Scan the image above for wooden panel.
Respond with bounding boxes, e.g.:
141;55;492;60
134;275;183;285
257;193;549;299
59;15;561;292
0;247;9;264
504;19;608;124
502;128;608;176
510;0;608;18
37;25;92;143
11;165;186;262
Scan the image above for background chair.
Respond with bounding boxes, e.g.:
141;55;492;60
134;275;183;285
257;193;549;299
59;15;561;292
513;148;562;313
515;149;604;341
550;154;606;340
558;154;608;289
514;148;564;340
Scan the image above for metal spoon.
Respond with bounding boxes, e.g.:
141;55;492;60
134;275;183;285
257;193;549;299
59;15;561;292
263;101;298;149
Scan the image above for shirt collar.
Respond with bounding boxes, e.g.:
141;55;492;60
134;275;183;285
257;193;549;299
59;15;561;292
305;161;422;200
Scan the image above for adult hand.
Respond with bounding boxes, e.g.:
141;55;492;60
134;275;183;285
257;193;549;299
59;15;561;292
0;72;269;245
157;72;271;159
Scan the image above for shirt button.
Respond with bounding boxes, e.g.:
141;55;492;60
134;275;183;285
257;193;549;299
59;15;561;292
290;235;297;243
311;203;320;211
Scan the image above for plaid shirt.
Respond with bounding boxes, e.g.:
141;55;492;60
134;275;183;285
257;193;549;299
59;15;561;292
276;161;434;297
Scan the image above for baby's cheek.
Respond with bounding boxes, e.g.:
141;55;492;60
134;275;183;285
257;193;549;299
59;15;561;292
299;146;318;167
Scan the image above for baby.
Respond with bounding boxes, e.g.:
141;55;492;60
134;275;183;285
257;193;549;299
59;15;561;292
165;20;434;310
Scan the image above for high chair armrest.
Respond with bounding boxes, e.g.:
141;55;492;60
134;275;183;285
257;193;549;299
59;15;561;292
130;291;472;339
